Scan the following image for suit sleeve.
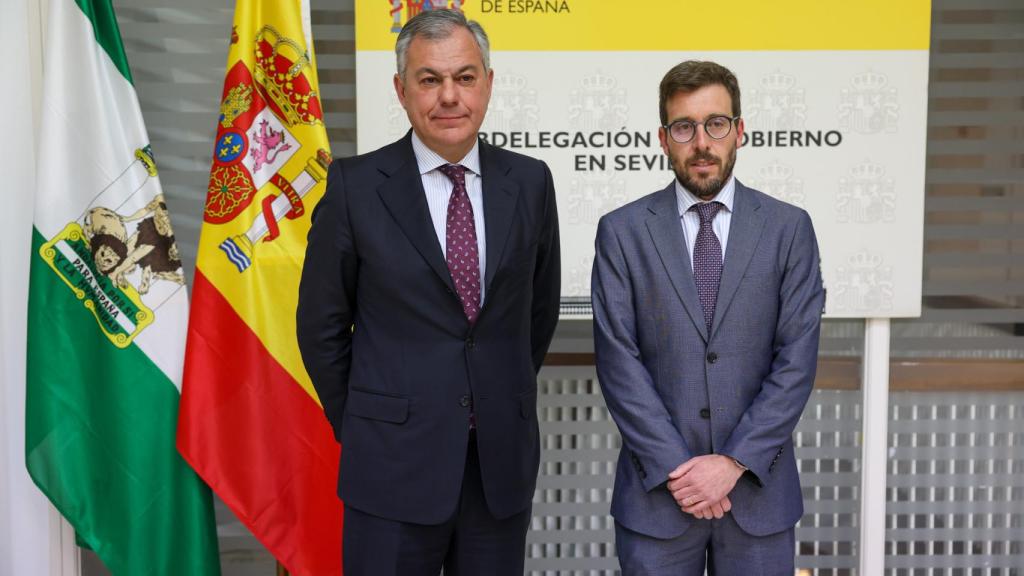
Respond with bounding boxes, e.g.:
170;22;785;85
296;159;357;442
530;161;561;373
719;210;824;487
592;215;693;492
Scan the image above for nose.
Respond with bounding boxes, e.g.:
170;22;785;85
440;77;458;105
691;125;711;149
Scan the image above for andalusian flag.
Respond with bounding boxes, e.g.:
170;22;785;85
26;0;220;574
175;0;339;574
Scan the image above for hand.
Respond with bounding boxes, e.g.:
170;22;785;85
680;495;732;519
666;455;744;515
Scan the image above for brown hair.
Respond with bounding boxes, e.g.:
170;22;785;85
659;60;741;126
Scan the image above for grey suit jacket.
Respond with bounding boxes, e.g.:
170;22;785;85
592;180;824;538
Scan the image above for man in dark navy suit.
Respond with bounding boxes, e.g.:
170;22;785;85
297;9;560;576
593;61;825;575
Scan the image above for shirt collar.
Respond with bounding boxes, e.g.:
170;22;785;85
675;175;736;218
411;131;482;177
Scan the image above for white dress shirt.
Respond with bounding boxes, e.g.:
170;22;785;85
411;131;487;303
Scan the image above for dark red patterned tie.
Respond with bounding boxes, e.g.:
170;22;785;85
690;201;724;333
438;164;481;325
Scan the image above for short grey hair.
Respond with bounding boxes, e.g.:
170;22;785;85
395;9;490;81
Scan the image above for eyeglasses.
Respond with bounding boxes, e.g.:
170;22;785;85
663;115;740;144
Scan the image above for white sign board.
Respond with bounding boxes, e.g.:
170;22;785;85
355;0;931;317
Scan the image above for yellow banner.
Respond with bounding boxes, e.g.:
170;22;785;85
357;0;931;52
196;0;331;398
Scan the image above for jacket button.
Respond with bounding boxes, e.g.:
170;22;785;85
706;352;718;364
466;337;475;350
699;408;711;419
459;395;471;408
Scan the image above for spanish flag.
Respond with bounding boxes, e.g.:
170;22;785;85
176;0;340;574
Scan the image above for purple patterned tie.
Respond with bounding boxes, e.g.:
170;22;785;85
438;164;481;325
690;201;724;333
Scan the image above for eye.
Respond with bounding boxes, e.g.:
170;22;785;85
708;116;730;129
458;74;476;84
420;76;440;86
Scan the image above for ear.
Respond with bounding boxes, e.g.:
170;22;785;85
393;73;407;109
658;126;671;156
482;67;495;103
735;117;745;149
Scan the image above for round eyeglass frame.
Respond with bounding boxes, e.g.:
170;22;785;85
663;115;741;144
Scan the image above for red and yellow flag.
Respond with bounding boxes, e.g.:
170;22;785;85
176;1;340;574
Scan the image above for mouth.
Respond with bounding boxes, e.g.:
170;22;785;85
688;158;720;175
432;114;468;123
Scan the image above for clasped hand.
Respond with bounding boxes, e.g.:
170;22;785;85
666;454;745;520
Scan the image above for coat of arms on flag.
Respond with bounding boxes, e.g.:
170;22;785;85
386;0;465;33
38;146;185;347
205;25;331;273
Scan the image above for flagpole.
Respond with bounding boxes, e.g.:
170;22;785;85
49;506;79;576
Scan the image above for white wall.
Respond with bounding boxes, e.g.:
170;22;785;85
0;0;57;573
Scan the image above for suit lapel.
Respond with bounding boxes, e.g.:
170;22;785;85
645;184;709;342
711;181;766;339
479;142;520;294
375;135;456;294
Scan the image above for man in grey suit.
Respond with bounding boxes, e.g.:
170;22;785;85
592;60;825;574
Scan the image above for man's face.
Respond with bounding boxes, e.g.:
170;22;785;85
659;84;745;200
394;27;493;162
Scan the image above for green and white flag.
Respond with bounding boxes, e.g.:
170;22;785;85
26;0;220;574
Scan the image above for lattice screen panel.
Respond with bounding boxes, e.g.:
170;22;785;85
886;393;1024;575
528;371;619;575
795;389;862;575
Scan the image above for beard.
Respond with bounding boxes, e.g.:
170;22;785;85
671;145;737;200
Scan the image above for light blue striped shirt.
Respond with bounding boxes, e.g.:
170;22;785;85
675;176;735;268
411;132;487;303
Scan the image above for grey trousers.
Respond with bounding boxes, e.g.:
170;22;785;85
615;514;795;576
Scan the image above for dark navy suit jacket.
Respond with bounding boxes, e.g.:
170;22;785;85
297;132;560;524
592;180;824;538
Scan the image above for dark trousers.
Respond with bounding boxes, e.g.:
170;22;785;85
342;432;532;576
